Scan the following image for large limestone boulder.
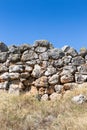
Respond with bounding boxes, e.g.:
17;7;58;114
25;65;33;72
26;60;37;66
39;52;48;61
9;73;20;80
77;64;87;74
31;64;41;78
33;40;53;49
61;45;70;52
19;44;32;52
20;72;30;78
48;48;65;60
9;65;24;72
0;42;8;52
0;72;9;80
63;55;72;65
75;73;87;83
48;74;59;85
63;65;77;74
65;47;78;57
0;52;8;63
8;53;21;62
60;65;76;76
60;74;74;84
8;45;20;54
33;76;48;88
71;56;85;66
45;66;56;76
35;46;47;53
54;85;63;93
0;72;19;81
21;50;38;61
9;81;20;95
0;64;8;72
53;59;64;67
0;81;9;89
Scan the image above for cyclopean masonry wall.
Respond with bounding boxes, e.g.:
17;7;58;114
0;40;87;100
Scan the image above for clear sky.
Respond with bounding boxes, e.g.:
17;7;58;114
0;0;87;51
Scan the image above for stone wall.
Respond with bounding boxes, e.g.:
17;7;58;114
0;40;87;100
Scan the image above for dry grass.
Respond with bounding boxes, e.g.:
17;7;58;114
0;83;87;130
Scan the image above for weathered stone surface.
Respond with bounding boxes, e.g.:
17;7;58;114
8;45;20;54
48;48;65;60
63;55;72;65
0;72;9;80
19;44;32;52
32;64;41;78
49;74;59;85
0;42;8;52
0;64;8;72
63;65;77;74
41;94;49;101
50;93;61;101
39;52;48;61
71;56;85;66
72;94;87;104
9;65;24;73
9;82;20;95
35;59;41;64
20;72;30;78
26;60;36;66
25;65;33;72
35;46;47;53
33;40;53;48
0;72;19;81
60;74;74;83
33;76;48;87
54;85;63;93
15;62;23;65
53;59;64;67
0;81;9;89
18;82;25;90
8;53;21;62
60;70;71;76
77;64;87;74
9;73;20;80
60;65;76;77
65;47;78;57
61;45;70;52
75;73;87;83
41;61;50;69
0;52;8;63
45;66;56;76
21;50;38;61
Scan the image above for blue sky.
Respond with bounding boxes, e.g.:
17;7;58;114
0;0;87;51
